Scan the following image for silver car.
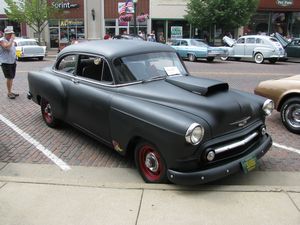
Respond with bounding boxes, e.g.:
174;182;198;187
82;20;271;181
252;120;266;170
221;35;286;64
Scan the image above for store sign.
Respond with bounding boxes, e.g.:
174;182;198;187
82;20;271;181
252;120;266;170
276;0;293;7
171;26;182;39
60;20;84;27
52;2;80;9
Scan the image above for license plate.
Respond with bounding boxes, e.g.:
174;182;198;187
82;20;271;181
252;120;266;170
241;156;257;174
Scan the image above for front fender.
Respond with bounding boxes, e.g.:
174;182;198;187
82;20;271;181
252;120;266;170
109;95;210;167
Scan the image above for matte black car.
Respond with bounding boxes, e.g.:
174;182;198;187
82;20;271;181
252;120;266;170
27;40;273;185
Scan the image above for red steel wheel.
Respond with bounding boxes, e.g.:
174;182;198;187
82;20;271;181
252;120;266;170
41;98;59;128
135;142;167;183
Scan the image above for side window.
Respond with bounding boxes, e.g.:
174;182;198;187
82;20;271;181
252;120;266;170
77;55;113;84
101;61;113;83
180;41;188;46
56;55;77;74
171;40;180;46
246;38;255;44
77;55;103;81
256;38;264;44
237;38;245;44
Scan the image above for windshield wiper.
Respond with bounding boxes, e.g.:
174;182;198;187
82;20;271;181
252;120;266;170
141;75;167;83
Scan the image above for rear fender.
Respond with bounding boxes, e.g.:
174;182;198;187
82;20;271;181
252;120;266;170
28;70;67;120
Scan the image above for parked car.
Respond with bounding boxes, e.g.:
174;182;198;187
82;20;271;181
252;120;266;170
27;40;273;185
255;75;300;134
221;35;286;64
170;38;228;62
272;32;300;61
15;38;46;61
112;34;145;41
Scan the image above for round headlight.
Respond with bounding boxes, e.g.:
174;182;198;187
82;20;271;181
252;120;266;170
262;99;274;116
185;123;204;145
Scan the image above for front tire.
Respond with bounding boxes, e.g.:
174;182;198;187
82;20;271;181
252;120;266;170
254;53;264;64
41;98;59;128
188;54;196;62
220;56;228;61
134;142;168;183
281;97;300;134
207;57;214;62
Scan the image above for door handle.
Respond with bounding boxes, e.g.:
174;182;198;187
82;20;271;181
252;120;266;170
71;78;79;84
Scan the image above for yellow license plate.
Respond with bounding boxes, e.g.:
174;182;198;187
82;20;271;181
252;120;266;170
241;156;257;174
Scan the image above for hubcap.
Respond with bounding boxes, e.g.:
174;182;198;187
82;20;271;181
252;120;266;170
255;54;263;63
286;104;300;128
145;152;159;172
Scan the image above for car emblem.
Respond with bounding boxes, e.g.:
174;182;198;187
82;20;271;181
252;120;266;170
230;116;251;127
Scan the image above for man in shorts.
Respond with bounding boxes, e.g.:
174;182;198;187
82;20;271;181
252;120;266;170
0;27;19;99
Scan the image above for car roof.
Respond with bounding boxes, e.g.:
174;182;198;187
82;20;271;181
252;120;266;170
59;40;175;59
239;35;273;39
14;38;37;42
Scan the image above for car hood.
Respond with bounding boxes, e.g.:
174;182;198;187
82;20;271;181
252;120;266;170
118;76;262;136
222;36;236;47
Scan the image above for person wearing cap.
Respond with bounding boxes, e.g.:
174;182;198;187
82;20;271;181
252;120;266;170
0;27;19;99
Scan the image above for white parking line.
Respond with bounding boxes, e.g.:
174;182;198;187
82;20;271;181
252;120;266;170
273;142;300;155
0;114;71;171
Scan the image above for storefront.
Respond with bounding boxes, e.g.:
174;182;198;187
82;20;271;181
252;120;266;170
48;0;84;48
104;0;149;37
247;0;300;38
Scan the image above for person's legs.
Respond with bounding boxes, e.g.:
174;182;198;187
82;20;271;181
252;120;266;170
1;63;17;99
6;79;13;94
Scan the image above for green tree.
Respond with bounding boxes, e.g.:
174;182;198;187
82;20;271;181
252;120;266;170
185;0;259;38
4;0;58;43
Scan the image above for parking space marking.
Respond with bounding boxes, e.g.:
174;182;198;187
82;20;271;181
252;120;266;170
273;142;300;155
0;114;71;171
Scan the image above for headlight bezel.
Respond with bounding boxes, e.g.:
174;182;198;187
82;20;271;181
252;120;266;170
262;99;274;116
185;123;205;145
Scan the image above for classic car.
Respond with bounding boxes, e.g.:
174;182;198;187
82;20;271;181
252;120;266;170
255;75;300;134
112;34;145;41
272;32;300;61
170;39;228;62
15;38;46;60
27;40;273;185
221;35;286;64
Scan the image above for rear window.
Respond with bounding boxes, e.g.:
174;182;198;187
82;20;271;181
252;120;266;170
269;37;279;43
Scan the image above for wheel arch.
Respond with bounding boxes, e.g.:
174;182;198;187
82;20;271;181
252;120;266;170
278;92;300;111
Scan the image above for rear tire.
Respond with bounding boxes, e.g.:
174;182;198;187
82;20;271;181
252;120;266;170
41;98;59;128
134;142;168;183
254;53;264;64
268;58;277;64
188;54;196;62
280;97;300;134
38;57;44;61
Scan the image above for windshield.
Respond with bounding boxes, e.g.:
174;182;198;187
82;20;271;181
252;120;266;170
191;39;208;47
113;52;188;84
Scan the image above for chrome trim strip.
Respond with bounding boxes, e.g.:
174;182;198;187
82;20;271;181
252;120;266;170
214;132;259;154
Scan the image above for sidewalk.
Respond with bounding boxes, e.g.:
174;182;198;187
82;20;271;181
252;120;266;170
46;49;58;58
0;162;299;225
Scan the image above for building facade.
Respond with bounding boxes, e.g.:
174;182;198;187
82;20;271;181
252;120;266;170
248;0;300;38
1;0;300;48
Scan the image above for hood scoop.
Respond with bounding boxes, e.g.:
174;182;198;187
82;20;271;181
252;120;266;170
166;76;229;96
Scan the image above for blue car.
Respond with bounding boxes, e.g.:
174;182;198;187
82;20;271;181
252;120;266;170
170;39;228;62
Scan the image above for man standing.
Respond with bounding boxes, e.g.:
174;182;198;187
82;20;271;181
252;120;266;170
0;27;18;99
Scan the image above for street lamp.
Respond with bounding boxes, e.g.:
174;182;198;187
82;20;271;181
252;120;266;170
133;0;138;35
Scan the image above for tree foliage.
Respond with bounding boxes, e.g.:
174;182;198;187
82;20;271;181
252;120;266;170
185;0;259;30
4;0;58;43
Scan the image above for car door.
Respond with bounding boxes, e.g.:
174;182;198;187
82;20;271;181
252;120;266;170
178;40;189;57
286;40;300;58
233;37;245;57
67;54;114;143
244;37;256;57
